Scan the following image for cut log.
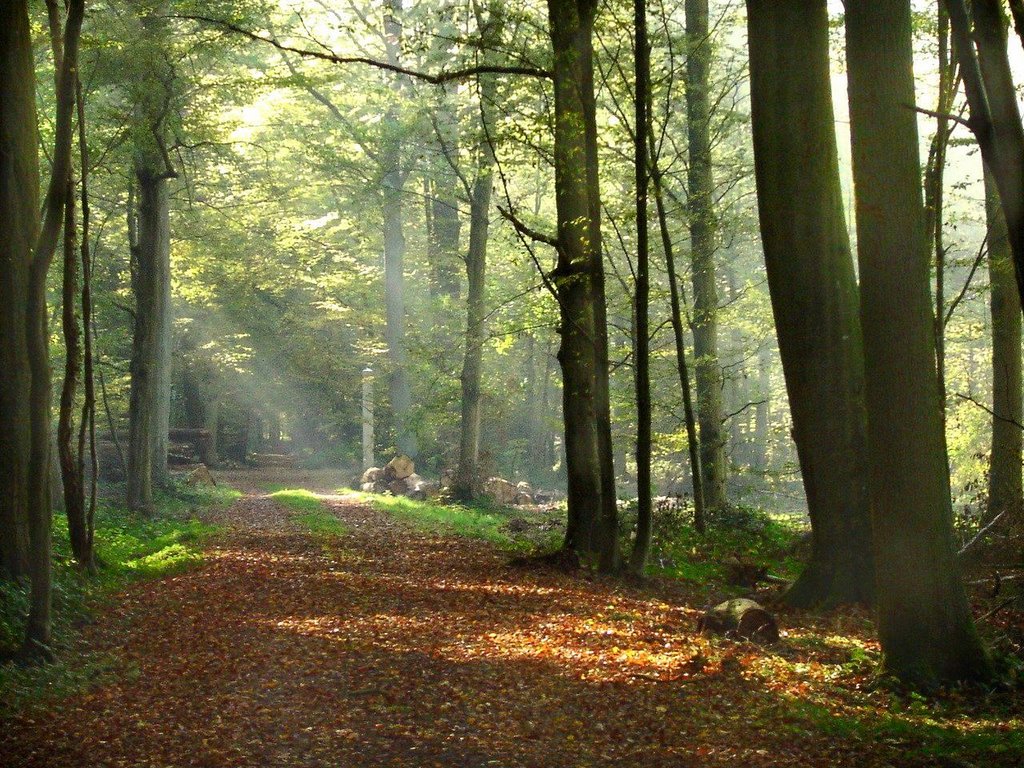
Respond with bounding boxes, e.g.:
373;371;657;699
384;455;415;481
361;467;384;484
698;598;779;643
483;477;518;506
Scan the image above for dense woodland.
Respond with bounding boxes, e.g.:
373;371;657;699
3;0;1024;763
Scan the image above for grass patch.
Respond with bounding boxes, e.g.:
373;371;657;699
0;477;233;713
268;488;325;514
357;492;518;548
269;489;348;537
784;696;1024;763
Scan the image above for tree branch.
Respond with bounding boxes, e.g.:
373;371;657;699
169;15;551;84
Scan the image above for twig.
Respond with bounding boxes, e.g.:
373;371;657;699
955;392;1024;431
978;596;1018;623
958;510;1008;560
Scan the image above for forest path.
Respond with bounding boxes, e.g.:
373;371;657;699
3;479;907;767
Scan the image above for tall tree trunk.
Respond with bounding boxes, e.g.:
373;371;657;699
923;7;954;416
453;2;500;502
629;0;653;574
548;0;617;569
127;168;171;512
76;73;98;571
746;0;874;608
945;0;1024;313
23;0;85;659
985;172;1023;528
58;173;89;563
846;0;990;685
650;134;706;533
382;0;417;459
685;0;726;512
0;0;38;584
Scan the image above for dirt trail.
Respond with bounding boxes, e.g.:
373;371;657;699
0;481;952;767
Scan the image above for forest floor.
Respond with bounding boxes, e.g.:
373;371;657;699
1;470;1022;767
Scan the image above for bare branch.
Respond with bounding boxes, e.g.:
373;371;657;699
169;14;551;84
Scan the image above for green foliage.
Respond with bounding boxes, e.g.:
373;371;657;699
618;499;804;584
1;484;229;712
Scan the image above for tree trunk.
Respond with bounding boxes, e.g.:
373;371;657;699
651;139;706;533
548;0;617;569
382;0;417;459
24;0;84;659
453;3;500;502
746;0;874;608
846;0;990;685
0;0;39;584
985;172;1023;528
945;0;1024;315
629;0;653;574
685;0;726;513
127;168;171;512
58;174;89;564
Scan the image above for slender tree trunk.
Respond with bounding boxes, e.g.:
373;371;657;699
24;0;85;659
650;133;706;533
847;0;990;685
923;7;954;416
453;4;500;502
945;0;1024;314
685;0;726;512
548;0;617;569
746;0;874;608
127;168;171;512
58;173;89;562
629;0;653;574
985;172;1023;528
382;0;416;459
0;0;39;585
76;73;97;570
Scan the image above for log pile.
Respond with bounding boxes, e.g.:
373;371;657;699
360;456;438;499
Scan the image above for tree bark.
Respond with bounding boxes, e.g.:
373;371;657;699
685;0;726;513
127;168;171;512
945;0;1024;315
382;0;417;459
746;0;874;608
629;0;653;574
548;0;617;570
24;0;85;658
985;172;1023;528
0;0;39;584
846;0;990;685
453;2;500;502
58;173;89;563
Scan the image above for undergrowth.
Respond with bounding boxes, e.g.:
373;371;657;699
0;478;236;712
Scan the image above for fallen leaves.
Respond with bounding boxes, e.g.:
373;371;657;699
1;484;1021;767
